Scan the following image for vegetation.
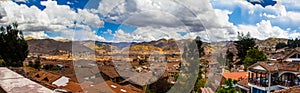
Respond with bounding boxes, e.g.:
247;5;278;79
287;39;300;49
0;23;29;67
0;59;4;67
130;45;162;51
234;32;256;64
226;50;234;70
43;64;60;71
275;42;287;50
195;36;205;57
244;47;267;68
216;78;241;93
146;78;173;93
33;57;41;70
193;36;207;92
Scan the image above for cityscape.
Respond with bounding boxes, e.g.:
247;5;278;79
1;0;300;93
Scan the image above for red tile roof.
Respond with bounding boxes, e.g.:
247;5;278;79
272;85;300;93
248;61;300;73
82;81;141;93
221;72;248;80
237;78;250;89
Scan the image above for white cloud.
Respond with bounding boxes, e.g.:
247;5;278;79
23;31;50;39
113;27;187;42
98;0;242;42
0;0;104;40
281;0;300;10
211;0;300;40
237;20;289;40
14;0;27;3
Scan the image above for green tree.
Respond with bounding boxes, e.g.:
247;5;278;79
216;78;241;93
287;39;300;49
226;49;234;70
244;47;267;68
234;32;256;64
0;23;28;67
195;36;205;57
0;59;4;67
276;42;287;50
193;37;207;92
33;57;41;70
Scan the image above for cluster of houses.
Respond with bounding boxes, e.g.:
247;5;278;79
220;49;300;93
22;51;184;93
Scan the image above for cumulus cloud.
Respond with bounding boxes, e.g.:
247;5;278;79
23;31;50;39
237;20;288;40
0;0;104;41
14;0;27;3
211;0;300;40
97;0;241;42
114;26;187;42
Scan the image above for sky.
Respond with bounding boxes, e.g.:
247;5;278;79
0;0;300;42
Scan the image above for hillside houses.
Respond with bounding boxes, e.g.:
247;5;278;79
240;49;300;93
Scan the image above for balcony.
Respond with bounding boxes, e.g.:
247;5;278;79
248;71;300;91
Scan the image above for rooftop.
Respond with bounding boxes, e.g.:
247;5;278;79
272;85;300;93
237;78;250;89
221;72;248;80
0;67;53;93
248;61;300;73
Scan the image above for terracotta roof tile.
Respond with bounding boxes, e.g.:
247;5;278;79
221;72;248;80
237;78;250;89
82;81;140;93
31;70;61;84
273;85;300;93
59;81;83;92
248;61;300;73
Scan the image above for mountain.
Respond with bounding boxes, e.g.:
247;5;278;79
27;39;94;55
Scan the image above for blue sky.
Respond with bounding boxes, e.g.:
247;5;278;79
1;0;300;42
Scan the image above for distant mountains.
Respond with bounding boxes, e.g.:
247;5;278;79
25;37;288;55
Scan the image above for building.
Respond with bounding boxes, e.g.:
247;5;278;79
247;49;300;93
0;67;53;93
247;62;300;93
81;81;143;93
28;70;83;92
237;78;251;93
221;72;248;81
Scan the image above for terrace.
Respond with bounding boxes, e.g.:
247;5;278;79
247;61;300;91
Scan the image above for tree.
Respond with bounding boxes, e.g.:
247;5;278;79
234;32;256;64
0;23;28;67
28;61;33;67
195;36;205;57
287;39;300;49
226;49;234;69
216;78;241;93
276;42;287;50
33;57;41;70
244;47;267;68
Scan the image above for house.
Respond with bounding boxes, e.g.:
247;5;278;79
29;70;83;92
272;85;300;93
81;81;142;93
236;78;251;93
247;61;300;93
0;67;53;93
221;72;248;81
29;70;61;89
220;72;248;91
246;49;300;93
98;65;122;82
281;49;300;62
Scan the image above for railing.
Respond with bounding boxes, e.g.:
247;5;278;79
249;78;300;88
278;80;300;87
